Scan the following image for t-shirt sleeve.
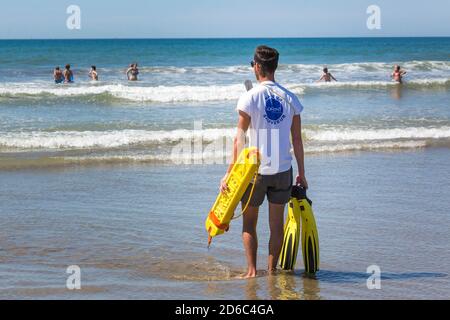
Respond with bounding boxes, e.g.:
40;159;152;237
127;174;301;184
236;92;253;116
290;94;304;115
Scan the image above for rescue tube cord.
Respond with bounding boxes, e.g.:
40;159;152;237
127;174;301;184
231;172;258;221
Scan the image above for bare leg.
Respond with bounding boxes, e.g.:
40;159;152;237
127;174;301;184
242;205;259;278
268;202;285;273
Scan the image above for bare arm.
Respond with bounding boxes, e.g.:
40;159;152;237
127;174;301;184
331;73;337;81
291;115;308;188
220;111;250;192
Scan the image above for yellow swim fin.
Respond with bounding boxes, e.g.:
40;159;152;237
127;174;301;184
279;186;320;274
295;186;320;275
279;189;301;270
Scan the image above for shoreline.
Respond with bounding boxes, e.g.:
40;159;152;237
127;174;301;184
0;146;443;172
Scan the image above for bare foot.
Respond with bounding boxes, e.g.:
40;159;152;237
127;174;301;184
268;268;279;276
235;271;257;279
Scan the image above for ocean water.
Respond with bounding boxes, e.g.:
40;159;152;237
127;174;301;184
0;38;449;299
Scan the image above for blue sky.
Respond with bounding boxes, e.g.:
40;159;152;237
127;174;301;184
0;0;449;39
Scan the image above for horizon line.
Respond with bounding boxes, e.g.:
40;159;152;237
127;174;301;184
1;35;449;41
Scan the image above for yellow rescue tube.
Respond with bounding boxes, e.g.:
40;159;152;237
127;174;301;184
205;147;260;246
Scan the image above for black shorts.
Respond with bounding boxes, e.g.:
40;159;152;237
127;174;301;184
241;167;293;207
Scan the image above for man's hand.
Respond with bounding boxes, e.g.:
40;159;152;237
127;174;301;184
219;174;229;193
296;174;308;189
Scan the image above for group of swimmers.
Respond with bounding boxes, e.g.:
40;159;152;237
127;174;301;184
53;63;140;83
53;63;407;84
53;64;75;84
317;64;407;83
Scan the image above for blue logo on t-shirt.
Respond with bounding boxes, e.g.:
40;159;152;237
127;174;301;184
264;95;285;124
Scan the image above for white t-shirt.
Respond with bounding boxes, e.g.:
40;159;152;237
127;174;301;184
237;81;303;175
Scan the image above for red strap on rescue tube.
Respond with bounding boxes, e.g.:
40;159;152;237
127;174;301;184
208;211;230;231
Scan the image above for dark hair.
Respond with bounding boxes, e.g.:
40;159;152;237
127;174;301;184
254;45;279;76
396;65;401;71
91;66;96;70
323;67;328;73
65;64;71;69
55;67;60;70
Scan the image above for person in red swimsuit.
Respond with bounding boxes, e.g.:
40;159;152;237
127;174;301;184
392;65;407;83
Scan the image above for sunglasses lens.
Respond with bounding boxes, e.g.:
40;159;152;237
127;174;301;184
250;61;255;67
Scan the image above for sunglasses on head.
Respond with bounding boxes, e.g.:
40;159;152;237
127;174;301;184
251;59;265;67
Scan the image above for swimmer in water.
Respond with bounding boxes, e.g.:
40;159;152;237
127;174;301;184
64;64;74;83
54;67;64;84
317;67;337;82
126;63;139;81
89;65;98;81
391;65;407;83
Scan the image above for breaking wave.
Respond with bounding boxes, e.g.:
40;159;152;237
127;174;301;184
1;126;449;151
2;124;450;169
0;83;249;103
0;78;448;104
